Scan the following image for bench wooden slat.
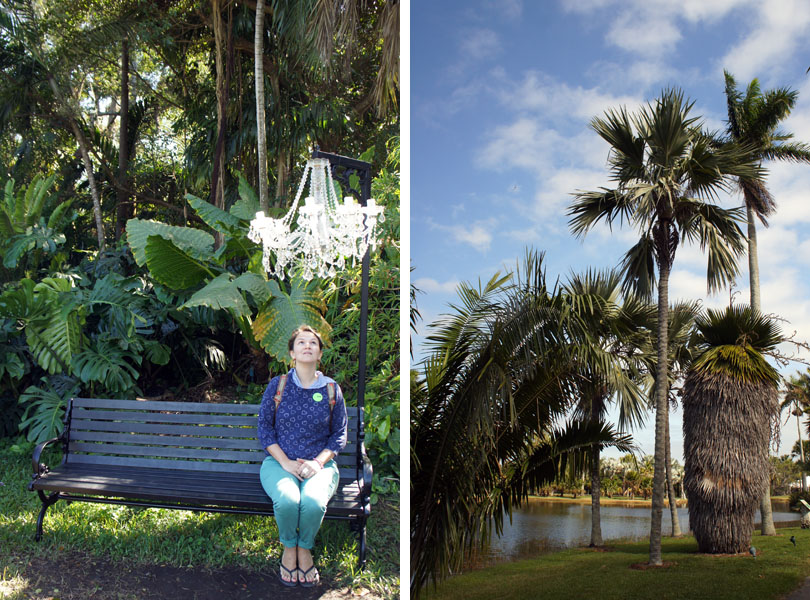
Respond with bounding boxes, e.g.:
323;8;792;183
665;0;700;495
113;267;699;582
73;398;261;414
69;430;360;454
72;398;363;419
69;419;360;442
71;408;258;426
69;453;361;478
71;442;266;462
70;420;259;438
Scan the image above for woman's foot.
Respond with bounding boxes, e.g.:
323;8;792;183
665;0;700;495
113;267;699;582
296;547;319;587
279;547;298;587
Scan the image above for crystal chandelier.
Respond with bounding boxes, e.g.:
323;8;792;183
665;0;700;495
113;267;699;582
247;157;384;280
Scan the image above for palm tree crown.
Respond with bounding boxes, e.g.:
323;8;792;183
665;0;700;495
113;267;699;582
724;71;810;224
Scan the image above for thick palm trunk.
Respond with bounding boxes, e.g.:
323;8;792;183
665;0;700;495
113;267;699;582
665;413;682;536
649;258;670;565
747;203;777;535
254;0;269;212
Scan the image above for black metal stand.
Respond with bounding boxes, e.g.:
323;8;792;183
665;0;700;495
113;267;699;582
312;147;373;571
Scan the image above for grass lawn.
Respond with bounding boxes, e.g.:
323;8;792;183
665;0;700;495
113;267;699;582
423;533;810;600
0;437;399;599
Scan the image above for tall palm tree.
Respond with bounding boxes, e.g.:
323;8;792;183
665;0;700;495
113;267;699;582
563;269;648;547
723;71;810;534
682;306;782;553
782;370;810;492
568;88;761;565
410;251;633;597
640;301;700;537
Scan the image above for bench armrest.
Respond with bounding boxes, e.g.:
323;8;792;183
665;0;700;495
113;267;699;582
360;451;373;501
30;435;63;480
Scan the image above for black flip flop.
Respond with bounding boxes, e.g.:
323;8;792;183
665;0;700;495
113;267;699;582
298;565;319;588
279;563;297;587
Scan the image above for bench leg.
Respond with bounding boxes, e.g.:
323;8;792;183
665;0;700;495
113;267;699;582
34;491;60;542
350;518;367;571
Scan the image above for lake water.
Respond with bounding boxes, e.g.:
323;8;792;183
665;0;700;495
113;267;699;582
465;497;801;570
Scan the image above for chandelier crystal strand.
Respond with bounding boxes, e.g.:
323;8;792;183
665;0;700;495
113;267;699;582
249;157;384;281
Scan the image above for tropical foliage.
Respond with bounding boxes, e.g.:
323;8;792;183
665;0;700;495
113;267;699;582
0;1;400;497
410;252;633;597
568;88;760;565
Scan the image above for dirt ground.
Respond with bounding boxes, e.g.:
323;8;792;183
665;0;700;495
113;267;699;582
1;550;386;600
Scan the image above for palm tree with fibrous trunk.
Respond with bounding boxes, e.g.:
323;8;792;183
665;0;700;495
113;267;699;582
682;305;782;554
568;88;762;565
723;71;810;534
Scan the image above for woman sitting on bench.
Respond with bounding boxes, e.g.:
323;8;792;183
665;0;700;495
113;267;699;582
257;325;348;587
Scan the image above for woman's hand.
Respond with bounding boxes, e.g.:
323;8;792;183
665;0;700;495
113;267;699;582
281;457;305;481
296;458;322;479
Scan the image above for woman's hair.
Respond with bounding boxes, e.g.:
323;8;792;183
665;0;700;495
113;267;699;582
288;325;325;352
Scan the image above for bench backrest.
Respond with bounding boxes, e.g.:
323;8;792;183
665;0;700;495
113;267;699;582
64;398;364;480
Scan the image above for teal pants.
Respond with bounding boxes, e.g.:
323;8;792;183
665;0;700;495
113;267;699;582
259;456;340;549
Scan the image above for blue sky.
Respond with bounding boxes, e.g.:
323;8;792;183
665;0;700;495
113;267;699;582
409;0;810;462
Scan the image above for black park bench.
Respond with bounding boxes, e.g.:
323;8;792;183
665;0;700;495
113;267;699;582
28;397;373;568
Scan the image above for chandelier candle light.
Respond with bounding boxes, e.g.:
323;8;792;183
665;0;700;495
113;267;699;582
248;157;384;280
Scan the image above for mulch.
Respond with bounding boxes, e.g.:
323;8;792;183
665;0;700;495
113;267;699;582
1;549;383;600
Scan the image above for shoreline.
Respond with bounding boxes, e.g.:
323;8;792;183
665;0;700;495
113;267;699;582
526;494;794;509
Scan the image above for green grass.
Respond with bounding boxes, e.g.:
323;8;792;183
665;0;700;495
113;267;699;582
423;533;810;600
0;437;399;599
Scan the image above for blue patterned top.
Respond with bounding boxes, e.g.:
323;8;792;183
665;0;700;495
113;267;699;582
257;369;348;460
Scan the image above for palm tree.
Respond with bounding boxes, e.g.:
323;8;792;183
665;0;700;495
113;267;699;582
563;269;648;547
723;71;810;534
682;306;782;554
568;88;761;564
782;370;810;492
410;251;633;597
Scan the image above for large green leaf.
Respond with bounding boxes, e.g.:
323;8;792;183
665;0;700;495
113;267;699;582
144;235;212;290
0;210;14;238
180;273;250;316
252;279;330;361
19;377;81;443
72;343;140;393
185;193;243;233
234;272;273;305
25;174;57;226
27;310;84;375
126;219;215;267
231;173;261;220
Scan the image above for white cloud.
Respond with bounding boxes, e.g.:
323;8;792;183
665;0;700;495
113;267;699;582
719;0;810;81
606;12;682;56
413;277;461;295
427;217;497;252
459;28;501;61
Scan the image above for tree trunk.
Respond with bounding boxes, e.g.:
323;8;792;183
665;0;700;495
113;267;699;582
47;75;105;250
115;37;130;242
665;412;682;537
211;0;228;211
797;411;806;493
590;443;603;547
649;256;670;565
589;397;603;547
747;202;777;535
254;0;269;212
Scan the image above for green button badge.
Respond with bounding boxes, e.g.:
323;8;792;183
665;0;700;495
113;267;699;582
313;393;323;402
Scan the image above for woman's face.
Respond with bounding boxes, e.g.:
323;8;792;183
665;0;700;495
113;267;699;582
290;331;323;365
